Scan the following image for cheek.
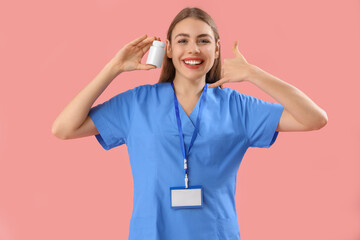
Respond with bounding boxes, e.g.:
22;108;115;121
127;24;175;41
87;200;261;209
204;49;216;64
171;49;181;61
203;46;215;57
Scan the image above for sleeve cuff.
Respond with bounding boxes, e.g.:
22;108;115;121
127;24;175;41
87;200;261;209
260;103;284;148
89;109;124;151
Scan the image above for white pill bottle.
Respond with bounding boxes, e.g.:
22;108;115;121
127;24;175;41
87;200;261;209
146;40;166;68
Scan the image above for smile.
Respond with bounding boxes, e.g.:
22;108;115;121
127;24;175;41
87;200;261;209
182;60;204;69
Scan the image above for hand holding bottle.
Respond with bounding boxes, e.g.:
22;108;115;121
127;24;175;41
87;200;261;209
109;34;161;74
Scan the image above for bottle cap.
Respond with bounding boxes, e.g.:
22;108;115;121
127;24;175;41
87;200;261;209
152;40;165;48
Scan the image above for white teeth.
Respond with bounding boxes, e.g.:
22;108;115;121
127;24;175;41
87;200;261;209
184;60;203;65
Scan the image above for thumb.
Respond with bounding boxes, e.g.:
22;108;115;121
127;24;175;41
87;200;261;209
233;40;248;63
232;40;242;58
139;64;157;70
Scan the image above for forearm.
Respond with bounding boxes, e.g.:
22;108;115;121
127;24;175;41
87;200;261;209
247;65;328;129
52;61;121;137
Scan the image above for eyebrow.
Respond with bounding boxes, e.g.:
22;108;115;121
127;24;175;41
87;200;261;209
174;33;213;40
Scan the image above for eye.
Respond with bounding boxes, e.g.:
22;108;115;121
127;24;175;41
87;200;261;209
177;39;211;44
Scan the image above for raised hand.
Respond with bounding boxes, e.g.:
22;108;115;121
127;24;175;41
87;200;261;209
208;40;253;89
110;34;161;74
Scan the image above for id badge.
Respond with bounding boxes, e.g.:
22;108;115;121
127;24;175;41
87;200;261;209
170;185;203;209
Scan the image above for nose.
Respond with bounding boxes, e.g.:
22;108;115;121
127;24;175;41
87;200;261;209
187;41;200;54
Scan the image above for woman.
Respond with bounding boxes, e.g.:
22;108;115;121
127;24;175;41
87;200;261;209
52;7;327;240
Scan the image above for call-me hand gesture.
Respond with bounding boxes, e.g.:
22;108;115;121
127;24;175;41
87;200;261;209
109;34;160;74
208;40;253;89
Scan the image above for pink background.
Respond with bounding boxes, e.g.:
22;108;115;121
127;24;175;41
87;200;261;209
1;0;359;239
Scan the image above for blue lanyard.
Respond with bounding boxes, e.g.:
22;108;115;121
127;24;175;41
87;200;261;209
171;82;208;188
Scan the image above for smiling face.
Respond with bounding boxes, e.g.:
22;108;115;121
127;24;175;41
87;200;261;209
166;17;220;83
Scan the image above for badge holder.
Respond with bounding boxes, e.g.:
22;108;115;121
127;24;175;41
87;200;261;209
170;82;207;210
170;185;203;209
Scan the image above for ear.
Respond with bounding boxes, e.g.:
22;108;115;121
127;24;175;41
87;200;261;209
215;39;220;59
166;39;172;59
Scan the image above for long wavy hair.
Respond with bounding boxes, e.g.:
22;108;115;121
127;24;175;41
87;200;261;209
158;7;221;84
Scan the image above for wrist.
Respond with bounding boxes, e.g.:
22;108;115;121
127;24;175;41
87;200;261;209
246;64;264;84
106;60;123;76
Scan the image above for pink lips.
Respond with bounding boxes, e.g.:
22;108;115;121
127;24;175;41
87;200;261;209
183;57;204;61
182;58;204;69
183;60;204;69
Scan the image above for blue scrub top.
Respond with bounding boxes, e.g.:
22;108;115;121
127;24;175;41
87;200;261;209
89;82;284;240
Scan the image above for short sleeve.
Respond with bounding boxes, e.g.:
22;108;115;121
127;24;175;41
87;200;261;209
237;93;284;148
88;88;136;150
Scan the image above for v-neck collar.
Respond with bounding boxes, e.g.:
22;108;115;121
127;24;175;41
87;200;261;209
168;82;207;137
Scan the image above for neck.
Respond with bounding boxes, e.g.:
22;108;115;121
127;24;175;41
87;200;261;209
172;77;206;98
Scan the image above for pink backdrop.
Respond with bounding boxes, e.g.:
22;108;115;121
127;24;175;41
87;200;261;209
1;0;359;239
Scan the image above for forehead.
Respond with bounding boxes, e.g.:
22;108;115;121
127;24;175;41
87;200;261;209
172;18;213;39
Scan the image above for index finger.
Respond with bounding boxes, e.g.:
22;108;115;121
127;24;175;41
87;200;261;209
128;34;148;46
138;36;157;48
